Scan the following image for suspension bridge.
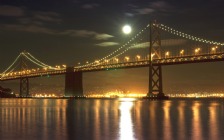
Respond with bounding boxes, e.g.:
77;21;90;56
0;21;224;98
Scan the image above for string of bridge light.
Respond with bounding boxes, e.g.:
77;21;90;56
76;24;150;68
1;52;61;78
91;42;144;66
158;24;224;46
1;53;48;77
23;52;59;70
1;53;22;77
22;53;51;69
26;53;54;68
1;67;17;78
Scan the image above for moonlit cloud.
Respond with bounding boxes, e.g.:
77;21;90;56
61;30;114;40
96;42;119;47
0;5;24;17
95;34;114;40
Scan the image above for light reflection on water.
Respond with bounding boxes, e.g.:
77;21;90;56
119;100;135;140
0;99;224;140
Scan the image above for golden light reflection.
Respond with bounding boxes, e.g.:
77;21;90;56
119;101;135;140
134;101;143;140
87;91;146;98
94;100;100;140
0;99;68;139
178;101;186;140
119;98;136;102
163;101;172;140
103;100;109;138
209;103;219;140
191;102;202;140
149;101;158;140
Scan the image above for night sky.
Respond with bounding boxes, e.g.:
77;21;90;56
1;0;224;95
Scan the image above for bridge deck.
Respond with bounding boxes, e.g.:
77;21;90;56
1;53;224;81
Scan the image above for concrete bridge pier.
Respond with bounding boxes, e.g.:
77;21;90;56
65;67;83;97
19;77;29;97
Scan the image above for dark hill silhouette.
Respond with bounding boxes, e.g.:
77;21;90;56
0;86;16;98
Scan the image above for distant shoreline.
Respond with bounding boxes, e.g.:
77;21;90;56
1;96;224;99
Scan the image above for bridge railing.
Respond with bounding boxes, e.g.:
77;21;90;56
0;69;66;81
75;52;224;72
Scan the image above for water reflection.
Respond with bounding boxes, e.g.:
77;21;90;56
209;102;219;140
0;99;223;140
119;100;135;140
178;101;186;140
163;101;172;140
0;99;67;140
191;102;202;140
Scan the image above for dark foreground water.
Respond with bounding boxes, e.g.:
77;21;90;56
0;98;223;140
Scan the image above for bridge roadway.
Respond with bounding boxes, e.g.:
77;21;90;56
1;52;224;81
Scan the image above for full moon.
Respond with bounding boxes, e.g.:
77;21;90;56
122;25;132;34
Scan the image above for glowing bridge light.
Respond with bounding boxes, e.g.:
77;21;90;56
194;48;201;55
151;53;155;60
114;58;119;63
180;50;184;56
104;59;109;63
165;51;170;58
62;64;67;68
125;56;130;62
136;55;141;61
211;46;218;54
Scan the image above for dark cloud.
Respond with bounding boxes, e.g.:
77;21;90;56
128;1;173;16
82;3;99;9
0;24;114;41
151;1;171;10
0;5;24;17
33;11;61;23
136;8;154;15
61;29;97;37
0;24;55;34
18;18;44;26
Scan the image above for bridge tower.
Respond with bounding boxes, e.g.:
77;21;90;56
148;21;164;97
19;51;29;97
65;67;83;97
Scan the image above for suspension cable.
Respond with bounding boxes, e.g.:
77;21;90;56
1;53;22;76
76;24;150;68
158;24;224;46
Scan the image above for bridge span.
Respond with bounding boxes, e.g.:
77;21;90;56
1;21;224;97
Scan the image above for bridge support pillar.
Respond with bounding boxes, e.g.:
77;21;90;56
148;65;164;96
65;67;83;97
147;20;166;97
19;77;29;97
